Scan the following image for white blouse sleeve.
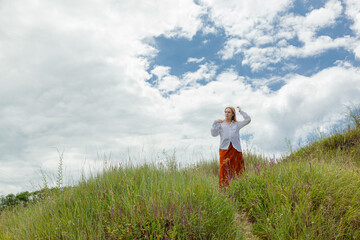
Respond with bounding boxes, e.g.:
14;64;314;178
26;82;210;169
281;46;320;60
211;121;221;137
237;111;251;130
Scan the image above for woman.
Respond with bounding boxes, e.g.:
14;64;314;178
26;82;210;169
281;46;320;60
211;106;251;188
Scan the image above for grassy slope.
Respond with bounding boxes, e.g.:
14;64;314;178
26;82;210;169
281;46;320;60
0;128;359;239
0;163;244;239
229;127;360;239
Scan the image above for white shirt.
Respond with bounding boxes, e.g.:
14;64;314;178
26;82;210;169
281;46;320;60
211;111;251;152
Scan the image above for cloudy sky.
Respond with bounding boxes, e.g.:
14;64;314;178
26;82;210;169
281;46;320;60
1;0;360;195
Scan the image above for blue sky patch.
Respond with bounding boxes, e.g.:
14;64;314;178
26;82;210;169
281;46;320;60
291;0;328;17
146;0;359;94
148;30;225;77
316;15;355;38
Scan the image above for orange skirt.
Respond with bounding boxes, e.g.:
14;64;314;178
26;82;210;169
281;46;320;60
219;142;245;188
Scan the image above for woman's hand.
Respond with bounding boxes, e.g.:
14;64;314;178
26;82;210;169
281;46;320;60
237;106;241;112
217;119;224;123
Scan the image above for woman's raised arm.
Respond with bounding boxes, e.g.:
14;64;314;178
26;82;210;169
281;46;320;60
236;107;251;130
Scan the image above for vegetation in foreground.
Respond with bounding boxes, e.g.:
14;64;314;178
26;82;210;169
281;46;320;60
1;109;359;239
0;159;250;239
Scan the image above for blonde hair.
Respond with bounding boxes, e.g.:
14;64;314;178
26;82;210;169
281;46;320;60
225;106;237;122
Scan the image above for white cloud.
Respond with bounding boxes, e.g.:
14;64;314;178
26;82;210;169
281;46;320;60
186;57;205;63
279;0;343;46
151;65;172;79
182;62;217;86
151;65;181;91
158;75;181;91
0;0;359;197
149;62;217;93
163;64;360;157
354;43;360;59
220;38;250;60
344;0;360;36
202;25;217;34
344;0;360;59
303;0;342;30
200;0;290;37
0;0;204;195
242;47;282;71
203;0;360;71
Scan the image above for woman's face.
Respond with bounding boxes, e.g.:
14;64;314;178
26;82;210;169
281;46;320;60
224;108;233;121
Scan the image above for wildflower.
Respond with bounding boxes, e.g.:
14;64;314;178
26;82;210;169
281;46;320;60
118;207;123;218
140;204;144;215
198;201;202;219
110;208;115;221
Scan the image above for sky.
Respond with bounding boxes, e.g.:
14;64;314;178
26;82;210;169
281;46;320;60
1;0;360;195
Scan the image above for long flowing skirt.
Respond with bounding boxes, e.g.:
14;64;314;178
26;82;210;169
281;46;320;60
219;142;245;188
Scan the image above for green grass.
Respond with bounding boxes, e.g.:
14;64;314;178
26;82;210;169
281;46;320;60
228;160;360;239
226;126;360;239
0;162;246;239
288;127;360;167
1;126;359;239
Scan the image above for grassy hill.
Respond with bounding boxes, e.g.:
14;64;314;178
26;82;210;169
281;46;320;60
0;127;359;239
